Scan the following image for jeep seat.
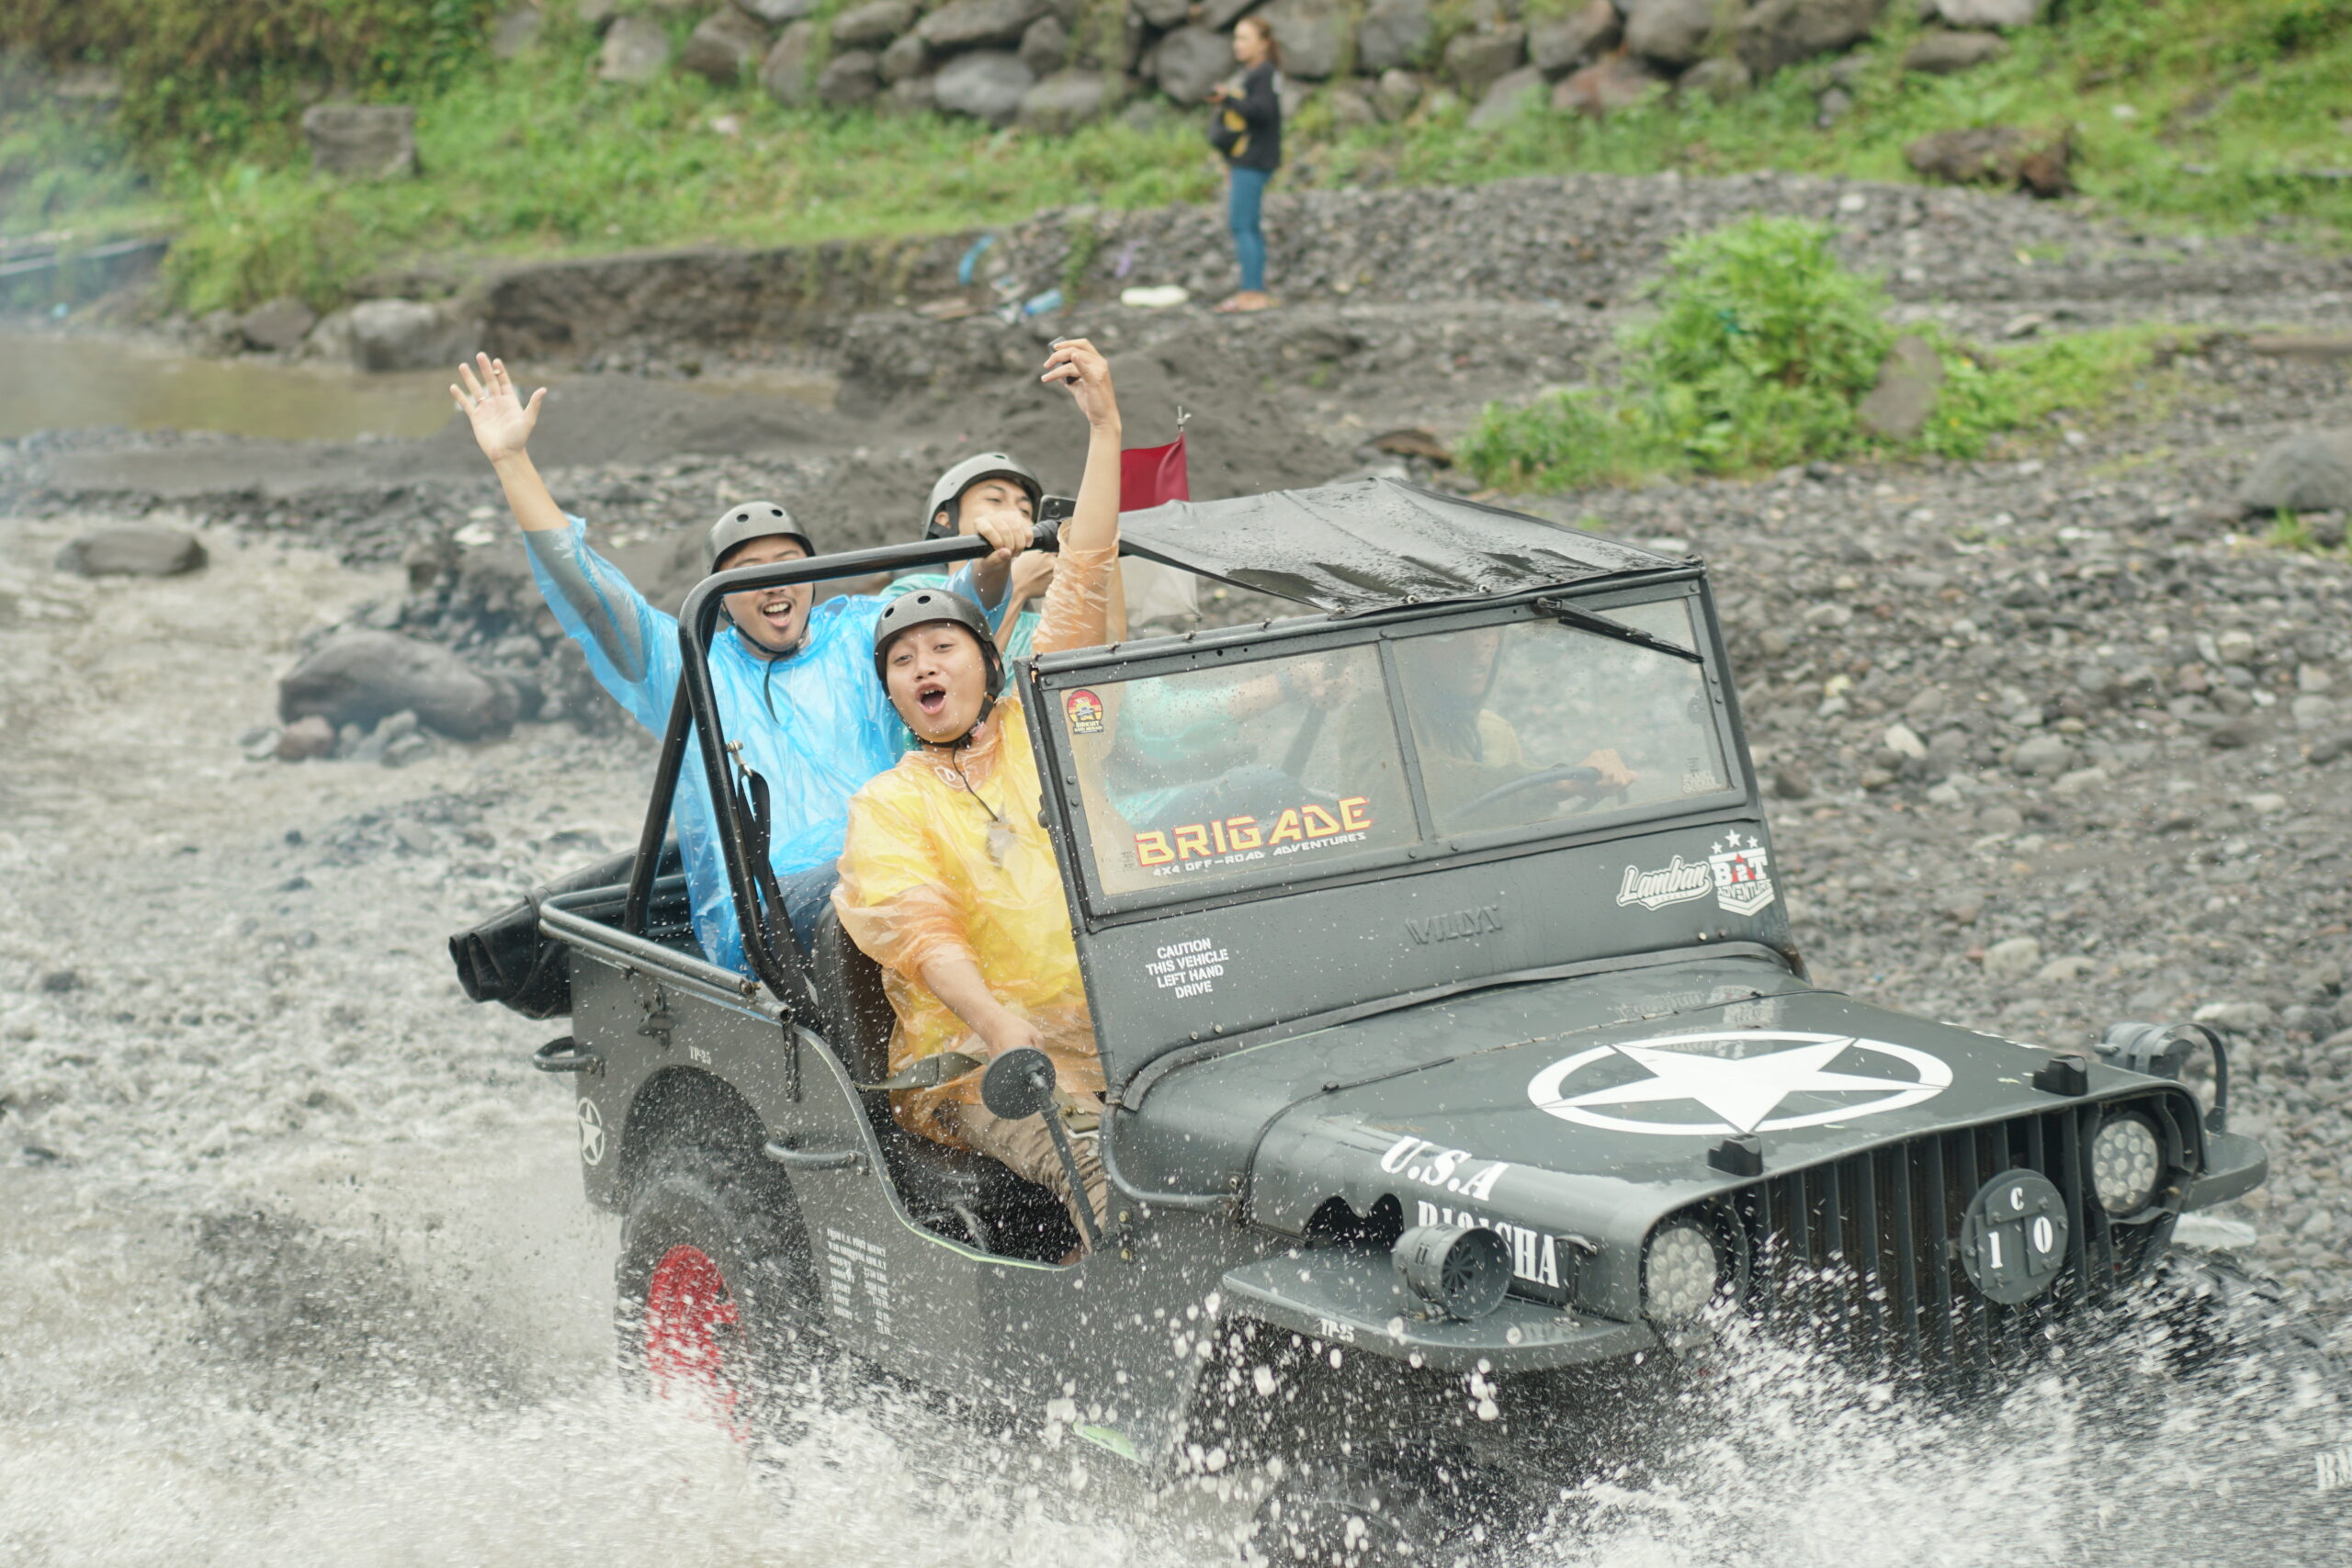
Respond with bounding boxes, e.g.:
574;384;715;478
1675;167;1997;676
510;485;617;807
804;904;1069;1258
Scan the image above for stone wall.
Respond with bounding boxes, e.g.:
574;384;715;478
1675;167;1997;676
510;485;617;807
544;0;2042;136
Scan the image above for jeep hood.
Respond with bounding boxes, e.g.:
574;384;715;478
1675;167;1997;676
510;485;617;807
1120;953;2172;1251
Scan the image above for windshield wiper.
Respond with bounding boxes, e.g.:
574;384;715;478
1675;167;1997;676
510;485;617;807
1533;595;1704;664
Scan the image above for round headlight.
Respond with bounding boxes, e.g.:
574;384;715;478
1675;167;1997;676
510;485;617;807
2091;1111;2164;1216
1644;1222;1723;1322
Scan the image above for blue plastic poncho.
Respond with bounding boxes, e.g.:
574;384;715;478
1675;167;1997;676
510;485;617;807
526;517;976;974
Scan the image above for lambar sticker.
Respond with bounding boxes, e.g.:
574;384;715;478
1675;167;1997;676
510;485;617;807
1709;831;1775;916
1135;795;1374;876
1528;1030;1951;1136
1065;689;1104;734
1615;854;1714;911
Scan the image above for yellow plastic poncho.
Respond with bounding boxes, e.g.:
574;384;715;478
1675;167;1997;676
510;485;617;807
832;542;1118;1147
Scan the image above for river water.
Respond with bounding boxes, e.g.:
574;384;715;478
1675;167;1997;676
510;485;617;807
0;414;2345;1564
0;330;838;443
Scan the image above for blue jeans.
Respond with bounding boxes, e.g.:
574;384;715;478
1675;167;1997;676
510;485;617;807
777;863;840;955
1227;166;1270;294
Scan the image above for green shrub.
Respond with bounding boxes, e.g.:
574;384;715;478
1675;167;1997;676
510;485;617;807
1463;216;2190;491
2;0;493;151
1625;215;1895;471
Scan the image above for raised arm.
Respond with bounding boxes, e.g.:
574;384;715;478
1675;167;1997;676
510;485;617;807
452;354;560;534
452;353;674;722
1032;339;1123;658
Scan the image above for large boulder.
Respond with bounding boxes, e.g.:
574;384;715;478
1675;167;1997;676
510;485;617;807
879;30;933;81
278;630;521;740
1442;25;1525;99
1736;0;1884;78
1152;26;1232;103
933;50;1037;122
598;14;672;82
879;72;938;112
736;0;817;21
1371;66;1425;119
1020;15;1071;74
492;6;545;59
761;22;820;103
832;0;915;46
1466;63;1544;129
1623;0;1718;66
919;0;1048;51
1017;69;1123;131
1260;0;1347;78
1552;51;1661;114
53;524;208;579
577;0;620;29
1356;0;1433;72
1677;52;1751;99
818;49;884;105
1529;0;1620;75
1905;124;2071;197
1903;28;2007;72
1855;335;1944;441
1929;0;2041;25
682;7;774;83
237;297;318;355
347;299;480;373
300;105;417;179
2240;431;2352;514
1133;0;1192;27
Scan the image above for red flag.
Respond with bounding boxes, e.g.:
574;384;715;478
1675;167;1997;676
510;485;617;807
1119;433;1189;513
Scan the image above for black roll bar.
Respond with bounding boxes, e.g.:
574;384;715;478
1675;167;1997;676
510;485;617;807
622;525;1058;1011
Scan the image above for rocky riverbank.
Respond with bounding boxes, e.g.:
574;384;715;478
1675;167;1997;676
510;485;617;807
5;167;2350;1303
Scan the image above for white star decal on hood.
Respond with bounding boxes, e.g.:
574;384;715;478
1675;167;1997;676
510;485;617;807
1528;1032;1952;1136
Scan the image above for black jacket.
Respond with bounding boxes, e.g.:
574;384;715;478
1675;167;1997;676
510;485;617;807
1220;63;1282;173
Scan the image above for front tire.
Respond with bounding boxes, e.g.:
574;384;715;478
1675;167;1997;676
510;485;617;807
616;1138;822;1438
1251;1454;1466;1568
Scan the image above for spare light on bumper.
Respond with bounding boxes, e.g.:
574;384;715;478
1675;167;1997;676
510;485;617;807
2091;1111;2164;1217
1643;1221;1724;1322
1393;1224;1513;1321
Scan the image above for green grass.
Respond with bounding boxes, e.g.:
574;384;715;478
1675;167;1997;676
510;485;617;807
1458;216;2194;490
5;0;2351;311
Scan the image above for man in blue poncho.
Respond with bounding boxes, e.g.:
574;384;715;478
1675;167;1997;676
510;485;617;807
450;354;1027;974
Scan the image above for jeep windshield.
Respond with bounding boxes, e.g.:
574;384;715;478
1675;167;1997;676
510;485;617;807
1055;591;1736;906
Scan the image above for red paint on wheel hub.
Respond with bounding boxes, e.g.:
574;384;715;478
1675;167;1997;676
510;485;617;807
644;1244;744;1435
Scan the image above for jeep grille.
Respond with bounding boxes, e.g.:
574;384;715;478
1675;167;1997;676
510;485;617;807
1736;1096;2194;1366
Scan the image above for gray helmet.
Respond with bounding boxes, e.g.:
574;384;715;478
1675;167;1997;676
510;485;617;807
923;453;1043;540
707;502;814;572
873;587;1005;743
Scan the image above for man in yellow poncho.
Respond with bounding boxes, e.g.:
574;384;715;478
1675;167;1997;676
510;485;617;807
832;337;1123;1246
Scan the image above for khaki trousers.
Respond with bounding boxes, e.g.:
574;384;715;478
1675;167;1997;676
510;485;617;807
939;1103;1111;1249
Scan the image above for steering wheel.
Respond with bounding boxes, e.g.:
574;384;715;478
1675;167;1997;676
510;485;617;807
1448;763;1604;824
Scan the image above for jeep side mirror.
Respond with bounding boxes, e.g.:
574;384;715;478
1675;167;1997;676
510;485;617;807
981;1046;1057;1120
980;1046;1102;1250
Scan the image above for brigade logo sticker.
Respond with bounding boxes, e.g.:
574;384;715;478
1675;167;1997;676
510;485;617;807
1615;854;1714;911
1065;689;1104;735
1135;796;1374;874
1708;831;1775;916
576;1098;606;1166
1528;1030;1951;1136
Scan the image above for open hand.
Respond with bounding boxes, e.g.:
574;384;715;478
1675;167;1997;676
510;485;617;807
1040;338;1119;433
450;353;545;466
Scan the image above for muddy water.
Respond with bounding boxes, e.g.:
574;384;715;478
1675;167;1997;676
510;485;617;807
0;504;2344;1566
0;331;839;443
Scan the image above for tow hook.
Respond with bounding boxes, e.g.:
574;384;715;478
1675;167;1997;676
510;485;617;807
532;1035;602;1075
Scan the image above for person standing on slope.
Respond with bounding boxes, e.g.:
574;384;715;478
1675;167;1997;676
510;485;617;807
1208;15;1283;315
449;353;1022;974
